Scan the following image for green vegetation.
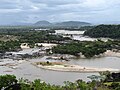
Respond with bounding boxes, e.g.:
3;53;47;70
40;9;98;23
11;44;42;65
52;40;120;58
0;73;120;90
0;26;52;33
52;40;106;58
0;35;18;41
0;27;70;53
0;74;17;89
51;26;94;31
18;31;69;44
0;25;120;57
84;24;120;38
0;40;21;53
0;26;69;44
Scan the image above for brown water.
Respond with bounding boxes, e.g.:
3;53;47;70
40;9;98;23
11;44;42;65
0;56;119;85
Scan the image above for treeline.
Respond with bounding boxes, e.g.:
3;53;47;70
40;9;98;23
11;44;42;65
0;73;120;90
0;26;51;34
51;26;94;31
52;40;120;58
18;31;70;44
0;27;33;34
52;40;106;58
0;27;69;43
84;24;120;38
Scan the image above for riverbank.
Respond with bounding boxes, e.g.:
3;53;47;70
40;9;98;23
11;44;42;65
104;50;120;58
78;50;120;58
33;62;120;73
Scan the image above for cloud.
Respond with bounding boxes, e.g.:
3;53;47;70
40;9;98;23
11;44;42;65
0;9;22;13
0;0;120;24
29;0;82;6
0;0;20;9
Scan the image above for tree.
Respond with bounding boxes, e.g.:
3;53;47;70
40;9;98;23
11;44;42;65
0;74;17;89
84;24;120;39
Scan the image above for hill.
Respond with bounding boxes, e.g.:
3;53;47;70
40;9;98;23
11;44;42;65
7;21;91;27
34;21;91;27
34;21;52;26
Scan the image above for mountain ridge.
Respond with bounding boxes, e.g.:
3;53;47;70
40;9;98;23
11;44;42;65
34;20;91;27
2;21;91;26
34;20;52;26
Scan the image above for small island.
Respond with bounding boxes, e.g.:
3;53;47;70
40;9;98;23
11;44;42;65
33;61;120;73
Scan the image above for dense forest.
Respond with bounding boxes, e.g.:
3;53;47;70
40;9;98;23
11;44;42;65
52;40;120;58
0;40;21;53
0;28;70;52
84;25;120;38
18;31;70;44
0;27;70;43
0;72;120;90
52;40;106;58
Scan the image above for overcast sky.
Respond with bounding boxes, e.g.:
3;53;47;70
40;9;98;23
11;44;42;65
0;0;120;25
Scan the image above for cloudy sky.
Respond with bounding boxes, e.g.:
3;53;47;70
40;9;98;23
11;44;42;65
0;0;120;25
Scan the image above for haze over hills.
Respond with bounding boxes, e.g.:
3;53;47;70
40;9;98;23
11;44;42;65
55;21;91;27
34;21;52;26
0;20;91;27
34;21;91;27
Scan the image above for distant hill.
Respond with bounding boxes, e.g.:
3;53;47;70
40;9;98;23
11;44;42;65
9;21;91;27
55;21;91;27
33;21;91;27
34;21;52;26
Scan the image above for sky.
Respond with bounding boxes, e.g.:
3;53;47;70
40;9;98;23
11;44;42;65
0;0;120;25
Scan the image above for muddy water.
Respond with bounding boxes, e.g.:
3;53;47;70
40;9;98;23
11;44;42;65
0;56;120;85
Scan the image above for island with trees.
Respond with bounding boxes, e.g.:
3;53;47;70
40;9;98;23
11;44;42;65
52;40;120;58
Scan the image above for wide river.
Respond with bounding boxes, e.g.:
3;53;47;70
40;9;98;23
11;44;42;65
0;56;120;85
0;30;119;85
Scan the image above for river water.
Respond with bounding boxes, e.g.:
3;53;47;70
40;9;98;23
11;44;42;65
0;55;120;85
0;30;119;85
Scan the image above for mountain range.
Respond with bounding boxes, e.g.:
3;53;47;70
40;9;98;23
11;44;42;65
34;20;91;27
4;21;91;27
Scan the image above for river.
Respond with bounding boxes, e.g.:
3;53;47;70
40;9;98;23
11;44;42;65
0;55;120;85
0;30;119;85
